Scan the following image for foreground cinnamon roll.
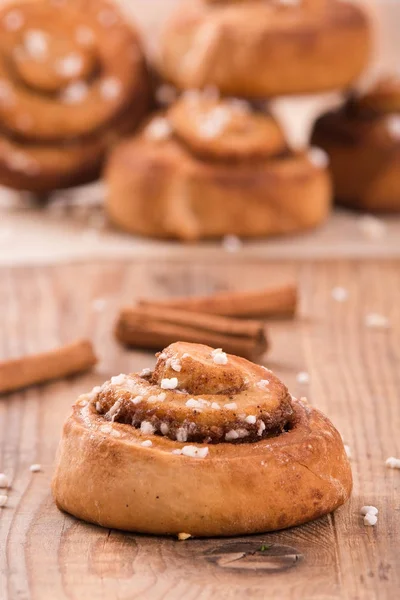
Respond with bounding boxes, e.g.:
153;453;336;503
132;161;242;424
52;342;352;537
159;0;371;97
312;77;400;212
106;92;331;240
0;0;149;192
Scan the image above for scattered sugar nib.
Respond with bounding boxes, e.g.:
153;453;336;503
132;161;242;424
160;423;169;435
387;114;400;141
331;286;348;302
363;513;378;527
100;77;122;101
141;440;153;448
245;415;257;425
222;234;242;253
111;374;127;386
344;445;352;459
131;395;143;405
385;456;400;469
358;215;386;240
145;117;172;141
0;473;10;488
308;146;329;169
296;371;310;384
140;421;155;435
24;29;48;61
178;532;192;541
257;421;266;436
29;464;41;473
92;297;107;312
360;506;378;516
166;357;182;372
198;106;231;139
212;348;228;365
365;313;390;330
3;10;24;31
55;52;83;78
256;379;270;390
161;377;178;390
186;398;210;409
173;445;209;458
61;81;88;104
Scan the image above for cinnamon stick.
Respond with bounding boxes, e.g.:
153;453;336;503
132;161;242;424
0;339;97;395
115;306;268;361
138;284;297;319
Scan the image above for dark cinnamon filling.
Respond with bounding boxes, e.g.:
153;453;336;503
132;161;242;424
95;382;294;444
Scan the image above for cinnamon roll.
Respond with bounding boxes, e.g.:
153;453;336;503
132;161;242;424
159;0;371;98
52;342;352;537
105;92;331;240
0;0;150;192
312;77;400;212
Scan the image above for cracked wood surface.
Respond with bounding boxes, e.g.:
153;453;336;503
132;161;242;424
0;259;399;599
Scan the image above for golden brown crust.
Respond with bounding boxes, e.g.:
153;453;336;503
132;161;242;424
312;82;400;212
52;342;352;537
0;0;150;192
159;0;371;97
105;98;332;240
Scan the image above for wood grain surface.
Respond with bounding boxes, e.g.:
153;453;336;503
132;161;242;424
0;259;399;599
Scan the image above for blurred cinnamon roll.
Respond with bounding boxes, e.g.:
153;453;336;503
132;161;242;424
159;0;371;97
312;77;400;212
106;91;332;240
0;0;150;192
52;341;352;537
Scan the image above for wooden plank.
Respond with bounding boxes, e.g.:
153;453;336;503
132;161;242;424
0;259;399;600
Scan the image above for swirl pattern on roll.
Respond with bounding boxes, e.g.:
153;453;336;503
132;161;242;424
95;342;293;443
169;93;287;161
53;340;352;536
0;0;149;191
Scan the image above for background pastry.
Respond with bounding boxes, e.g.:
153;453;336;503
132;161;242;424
106;91;332;240
52;342;352;537
312;77;400;212
0;0;150;192
159;0;371;98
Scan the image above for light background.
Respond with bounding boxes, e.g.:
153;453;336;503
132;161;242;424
0;0;399;265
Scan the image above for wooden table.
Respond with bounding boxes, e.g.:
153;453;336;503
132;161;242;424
0;0;399;595
0;257;399;599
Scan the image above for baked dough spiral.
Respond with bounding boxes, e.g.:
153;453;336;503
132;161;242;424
106;91;331;240
96;342;293;443
312;77;400;212
52;342;352;537
0;0;149;192
159;0;371;97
